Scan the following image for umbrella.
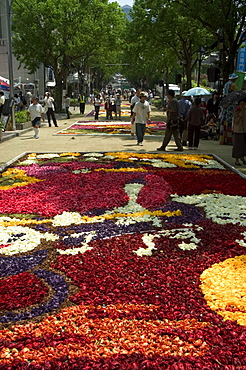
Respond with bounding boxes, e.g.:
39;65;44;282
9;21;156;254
183;87;211;96
220;90;246;108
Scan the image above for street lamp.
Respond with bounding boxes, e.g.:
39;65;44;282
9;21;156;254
5;0;16;130
196;46;205;87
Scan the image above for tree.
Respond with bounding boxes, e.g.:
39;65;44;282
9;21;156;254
122;0;214;90
11;0;126;110
121;3;178;90
174;0;246;83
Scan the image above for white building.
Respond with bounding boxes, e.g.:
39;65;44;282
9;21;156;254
0;0;50;97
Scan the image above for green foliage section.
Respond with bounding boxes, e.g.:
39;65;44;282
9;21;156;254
70;99;78;106
121;0;214;90
151;99;163;110
11;0;127;110
174;0;246;80
10;0;246;97
0;213;42;219
121;0;245;89
0;175;22;187
14;111;28;124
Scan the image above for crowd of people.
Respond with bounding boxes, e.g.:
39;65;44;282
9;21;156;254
157;74;246;166
1;76;245;165
157;90;221;152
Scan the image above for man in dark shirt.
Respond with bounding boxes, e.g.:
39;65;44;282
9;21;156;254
157;89;183;151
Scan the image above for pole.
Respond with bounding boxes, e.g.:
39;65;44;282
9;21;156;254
197;59;201;87
5;0;15;130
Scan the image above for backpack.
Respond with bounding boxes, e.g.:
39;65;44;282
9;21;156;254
21;96;27;105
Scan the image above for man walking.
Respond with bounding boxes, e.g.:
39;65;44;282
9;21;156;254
157;89;183;151
64;95;71;119
78;92;86;115
44;92;58;127
131;91;151;146
130;88;141;137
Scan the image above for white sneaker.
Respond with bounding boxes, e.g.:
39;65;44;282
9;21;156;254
34;135;39;139
137;142;143;146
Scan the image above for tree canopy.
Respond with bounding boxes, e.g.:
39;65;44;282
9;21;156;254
12;0;126;109
121;0;245;90
11;0;246;101
122;0;214;89
174;0;246;81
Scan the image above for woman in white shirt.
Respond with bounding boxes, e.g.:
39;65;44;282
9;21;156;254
94;94;102;120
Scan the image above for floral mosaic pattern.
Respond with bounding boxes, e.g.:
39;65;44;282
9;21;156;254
85;103;131;118
54;121;166;136
85;109;132;118
0;151;246;368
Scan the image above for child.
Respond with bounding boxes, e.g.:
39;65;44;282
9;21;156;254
28;97;44;139
206;114;218;138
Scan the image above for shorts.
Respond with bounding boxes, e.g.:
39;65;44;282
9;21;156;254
32;117;41;127
116;106;121;113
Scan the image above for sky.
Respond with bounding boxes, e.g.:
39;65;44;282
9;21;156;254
109;0;133;8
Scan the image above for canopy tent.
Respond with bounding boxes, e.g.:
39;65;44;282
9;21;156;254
0;81;10;91
0;76;10;92
0;76;9;84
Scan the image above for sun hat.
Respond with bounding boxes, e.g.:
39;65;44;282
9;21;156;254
229;73;238;80
139;91;148;97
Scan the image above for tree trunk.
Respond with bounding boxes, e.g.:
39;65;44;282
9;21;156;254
185;62;192;90
54;77;63;112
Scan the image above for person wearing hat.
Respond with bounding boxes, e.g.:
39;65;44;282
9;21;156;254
223;73;238;96
220;73;238;144
131;91;151;146
157;90;183;151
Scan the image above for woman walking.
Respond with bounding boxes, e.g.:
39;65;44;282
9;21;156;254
187;97;204;150
94;94;102;120
232;98;246;166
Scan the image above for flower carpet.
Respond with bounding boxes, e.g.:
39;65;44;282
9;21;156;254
0;151;246;369
54;121;166;136
86;109;132;118
85;103;131;118
85;108;131;118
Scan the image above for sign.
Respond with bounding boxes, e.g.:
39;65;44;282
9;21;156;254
236;46;246;72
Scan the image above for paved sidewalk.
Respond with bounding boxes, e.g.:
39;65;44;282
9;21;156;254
0;102;245;177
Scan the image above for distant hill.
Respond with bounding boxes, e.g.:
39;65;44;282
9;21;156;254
122;5;132;21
